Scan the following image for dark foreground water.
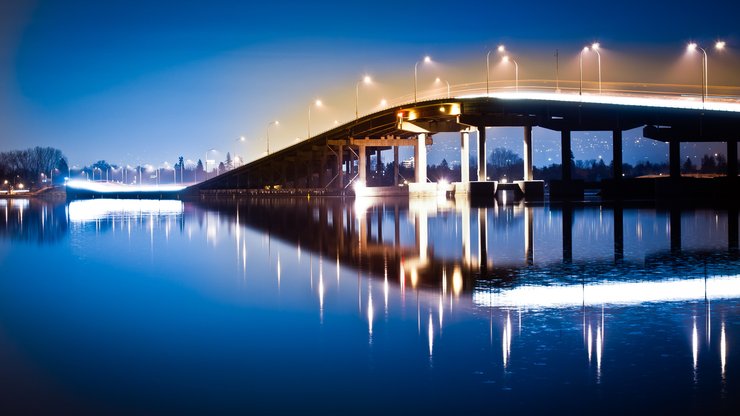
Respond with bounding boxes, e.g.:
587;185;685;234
0;197;738;415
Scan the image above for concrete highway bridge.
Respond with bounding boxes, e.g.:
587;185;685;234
193;90;740;200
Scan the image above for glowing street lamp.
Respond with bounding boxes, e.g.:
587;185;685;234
435;77;450;99
486;45;506;95
308;99;322;139
502;55;519;92
687;41;725;103
355;75;371;120
580;44;602;94
414;56;431;103
266;121;278;155
591;43;602;94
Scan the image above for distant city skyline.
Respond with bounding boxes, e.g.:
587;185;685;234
1;0;739;168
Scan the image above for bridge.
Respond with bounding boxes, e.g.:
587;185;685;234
194;86;740;200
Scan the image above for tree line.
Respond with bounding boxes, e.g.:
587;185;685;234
0;147;68;188
364;147;735;186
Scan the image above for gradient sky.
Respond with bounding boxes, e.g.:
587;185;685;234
1;0;739;169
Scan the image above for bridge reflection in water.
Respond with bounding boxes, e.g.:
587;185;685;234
2;197;738;412
189;196;740;289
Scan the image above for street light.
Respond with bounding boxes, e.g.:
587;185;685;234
308;99;322;139
266;121;278;155
486;49;493;95
579;46;588;96
502;56;519;92
355;75;371;120
435;77;450;99
486;45;507;95
591;43;602;94
414;56;431;103
687;41;725;103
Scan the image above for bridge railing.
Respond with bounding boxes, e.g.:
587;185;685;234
386;80;740;108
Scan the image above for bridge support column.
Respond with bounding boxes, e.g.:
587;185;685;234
376;149;382;177
523;125;533;181
728;140;738;177
336;144;344;190
415;134;427;183
477;127;487;181
393;146;399;186
358;145;367;184
561;130;572;181
461;131;470;183
669;140;681;179
613;130;623;180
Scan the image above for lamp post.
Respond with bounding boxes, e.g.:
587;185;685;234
591;43;602;94
266;121;278;155
308;99;322;139
435;77;450;98
487;45;506;95
486;50;493;95
502;56;519;92
414;56;431;103
355;76;371;120
579;46;588;96
687;41;725;103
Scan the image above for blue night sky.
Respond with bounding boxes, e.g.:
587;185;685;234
1;0;739;168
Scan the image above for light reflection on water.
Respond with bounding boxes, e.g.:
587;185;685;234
0;197;738;414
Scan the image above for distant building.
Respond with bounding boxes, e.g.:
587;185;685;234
402;157;414;169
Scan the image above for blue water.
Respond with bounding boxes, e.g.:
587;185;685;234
0;197;737;415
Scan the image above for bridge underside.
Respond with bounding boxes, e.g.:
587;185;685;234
195;97;740;200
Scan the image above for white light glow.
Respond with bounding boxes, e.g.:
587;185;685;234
458;90;740;113
428;313;434;357
67;179;186;193
721;322;727;377
68;199;183;222
473;275;740;309
692;320;699;371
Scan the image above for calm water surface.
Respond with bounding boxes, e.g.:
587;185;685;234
0;197;738;415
